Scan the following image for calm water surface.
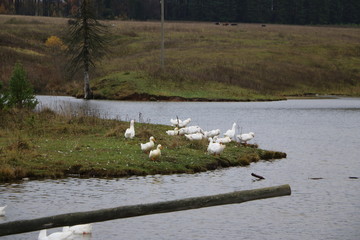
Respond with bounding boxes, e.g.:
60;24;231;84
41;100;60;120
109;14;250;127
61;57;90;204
1;96;360;240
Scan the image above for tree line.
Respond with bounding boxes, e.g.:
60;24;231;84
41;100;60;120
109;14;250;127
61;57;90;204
0;0;359;24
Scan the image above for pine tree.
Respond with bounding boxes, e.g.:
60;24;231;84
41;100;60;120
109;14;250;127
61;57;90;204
66;0;108;99
8;63;38;109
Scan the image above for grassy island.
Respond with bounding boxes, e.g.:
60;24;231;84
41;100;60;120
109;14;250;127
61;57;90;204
0;109;286;182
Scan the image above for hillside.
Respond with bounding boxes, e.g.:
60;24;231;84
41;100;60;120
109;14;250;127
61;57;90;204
0;15;360;100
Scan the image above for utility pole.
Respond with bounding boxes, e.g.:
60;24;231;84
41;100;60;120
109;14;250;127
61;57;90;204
160;0;165;70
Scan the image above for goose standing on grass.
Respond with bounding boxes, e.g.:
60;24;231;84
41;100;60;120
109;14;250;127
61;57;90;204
38;229;72;240
166;127;179;136
204;129;221;138
237;132;255;145
0;205;6;216
213;136;232;144
207;138;226;156
124;120;135;139
63;223;92;235
224;122;236;140
140;136;156;153
178;125;203;135
149;144;163;161
185;133;204;141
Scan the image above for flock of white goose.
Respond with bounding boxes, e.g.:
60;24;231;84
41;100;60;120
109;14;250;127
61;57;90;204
0;119;255;239
124;117;255;160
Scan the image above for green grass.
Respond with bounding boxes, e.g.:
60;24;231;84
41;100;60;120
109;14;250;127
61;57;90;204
0;15;359;99
90;71;278;101
0;109;286;182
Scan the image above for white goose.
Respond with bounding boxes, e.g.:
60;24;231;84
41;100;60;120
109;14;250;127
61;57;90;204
214;136;232;144
149;144;163;161
237;132;255;144
38;229;72;240
203;129;221;138
140;136;156;153
178;126;203;135
166;127;179;136
170;118;191;128
63;223;92;235
207;138;226;156
185;133;204;141
224;122;236;140
178;118;191;127
0;205;6;216
124;120;135;139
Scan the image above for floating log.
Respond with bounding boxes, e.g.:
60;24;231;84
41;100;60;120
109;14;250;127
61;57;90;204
251;173;265;180
0;184;291;237
309;177;323;180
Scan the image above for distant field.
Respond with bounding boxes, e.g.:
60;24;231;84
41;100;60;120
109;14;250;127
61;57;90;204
0;14;359;98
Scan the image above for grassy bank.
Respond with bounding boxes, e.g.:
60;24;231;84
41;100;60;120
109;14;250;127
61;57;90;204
0;15;359;99
0;109;286;182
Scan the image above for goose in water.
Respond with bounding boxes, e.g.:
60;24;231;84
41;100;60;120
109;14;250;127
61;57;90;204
0;205;6;216
38;229;72;240
124;120;135;139
63;223;92;235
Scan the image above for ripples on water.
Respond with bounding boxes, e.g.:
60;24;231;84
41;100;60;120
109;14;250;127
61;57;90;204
1;96;360;240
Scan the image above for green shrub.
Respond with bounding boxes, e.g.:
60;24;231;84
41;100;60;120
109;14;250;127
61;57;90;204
8;62;38;109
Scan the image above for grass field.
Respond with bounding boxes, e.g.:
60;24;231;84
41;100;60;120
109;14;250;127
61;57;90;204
0;109;286;182
0;14;360;99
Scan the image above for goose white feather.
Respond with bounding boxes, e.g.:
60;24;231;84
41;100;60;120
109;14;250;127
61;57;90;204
0;205;6;216
214;136;232;144
170;118;191;127
63;223;92;235
166;127;179;136
207;137;226;156
170;118;181;126
149;144;163;161
38;229;72;240
124;120;135;139
140;136;156;152
178;126;203;135
178;118;191;127
203;129;221;138
224;122;236;140
185;133;204;141
236;132;255;144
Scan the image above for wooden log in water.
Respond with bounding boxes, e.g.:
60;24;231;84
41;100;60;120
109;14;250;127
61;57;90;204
251;173;265;179
0;184;291;236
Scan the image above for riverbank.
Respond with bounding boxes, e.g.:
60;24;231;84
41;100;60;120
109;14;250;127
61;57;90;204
0;109;286;182
0;15;359;100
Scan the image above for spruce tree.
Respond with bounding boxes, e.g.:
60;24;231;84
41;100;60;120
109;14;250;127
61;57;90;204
66;0;108;99
8;63;38;109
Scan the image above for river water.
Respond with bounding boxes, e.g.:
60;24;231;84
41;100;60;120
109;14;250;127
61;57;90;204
1;96;360;240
